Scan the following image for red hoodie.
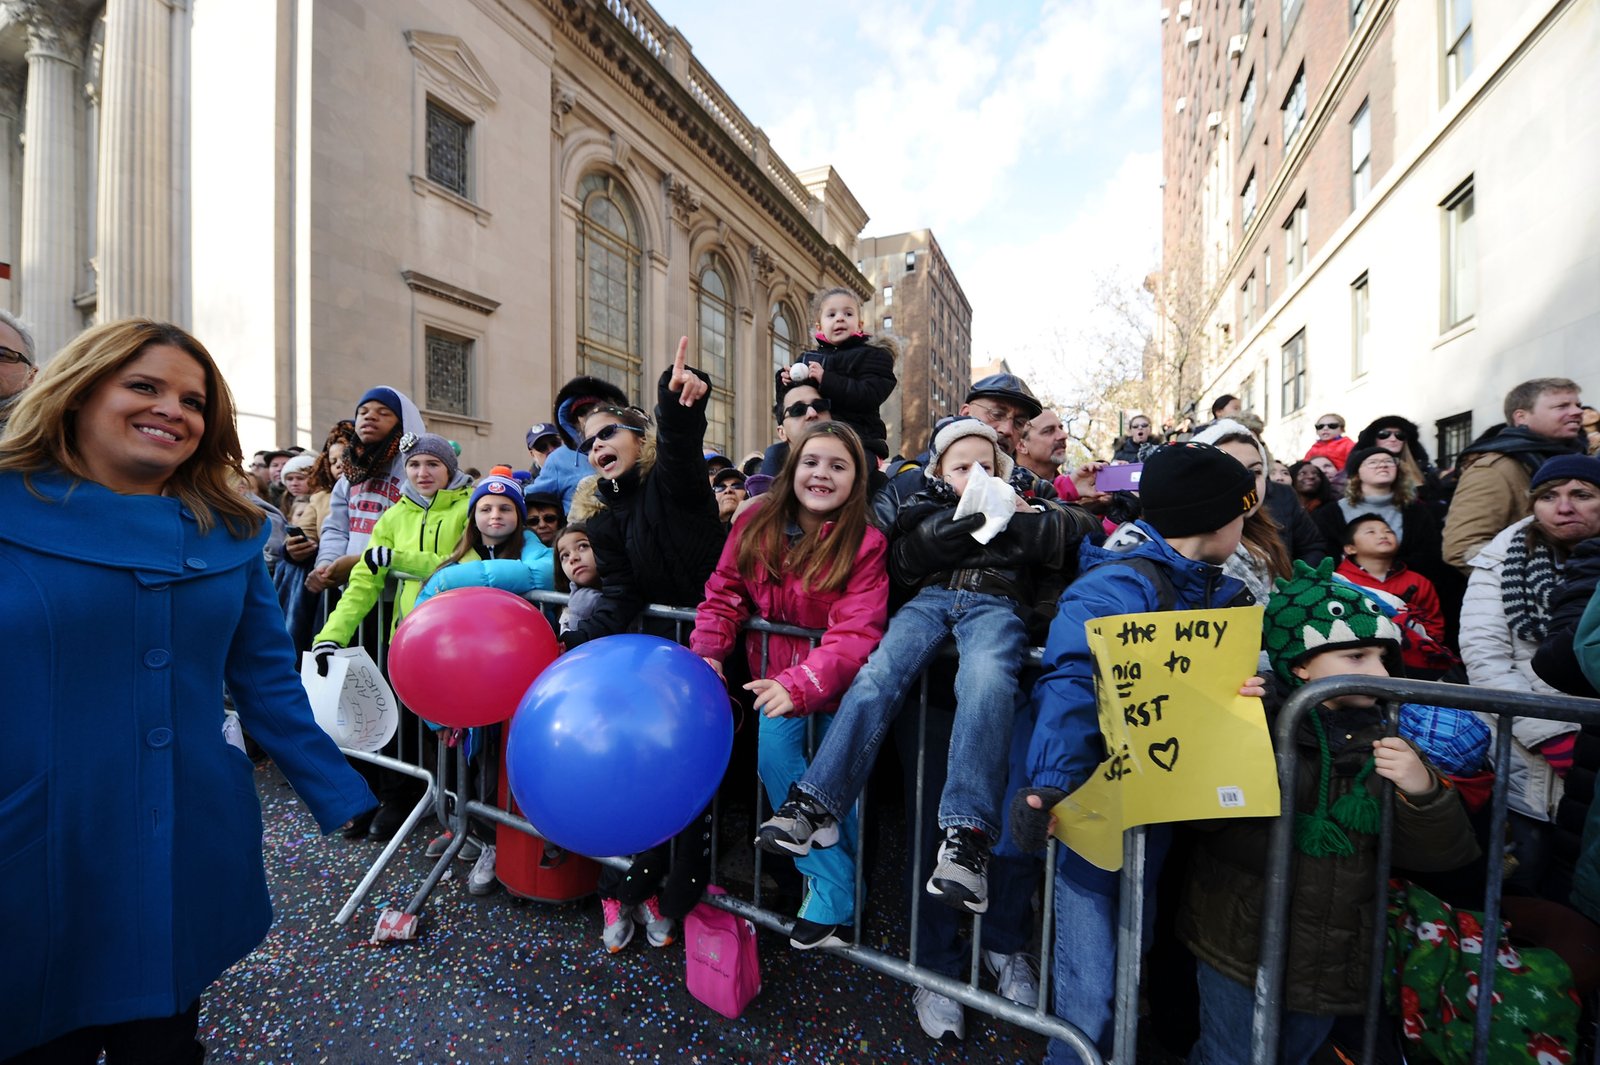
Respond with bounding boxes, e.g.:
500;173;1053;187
1335;556;1445;644
1303;435;1356;468
691;501;889;715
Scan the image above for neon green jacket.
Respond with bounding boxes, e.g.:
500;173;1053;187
314;480;471;646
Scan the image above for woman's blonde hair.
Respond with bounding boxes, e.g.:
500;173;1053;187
0;318;262;537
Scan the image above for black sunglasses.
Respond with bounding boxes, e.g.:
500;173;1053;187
578;423;645;455
1315;421;1343;430
0;345;31;367
1375;429;1406;440
781;398;833;419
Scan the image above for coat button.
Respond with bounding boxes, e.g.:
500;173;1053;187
185;557;208;570
146;728;173;749
144;649;171;668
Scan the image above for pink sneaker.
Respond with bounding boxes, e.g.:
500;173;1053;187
601;897;634;953
635;896;675;948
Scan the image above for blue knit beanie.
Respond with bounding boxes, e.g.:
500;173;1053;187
356;386;403;420
1531;454;1600;493
468;466;527;521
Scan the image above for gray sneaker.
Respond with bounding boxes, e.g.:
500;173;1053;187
466;844;498;896
425;831;481;861
983;949;1040;1008
755;785;839;856
925;827;990;914
912;987;965;1041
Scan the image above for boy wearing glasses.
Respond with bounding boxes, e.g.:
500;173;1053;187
0;311;38;433
1303;412;1355;468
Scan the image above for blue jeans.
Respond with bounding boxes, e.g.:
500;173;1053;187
1043;830;1169;1064
798;587;1028;840
1190;960;1333;1065
757;711;857;925
893;684;1037;975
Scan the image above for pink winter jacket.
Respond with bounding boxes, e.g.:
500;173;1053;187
690;503;889;716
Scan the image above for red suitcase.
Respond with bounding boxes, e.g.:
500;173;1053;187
495;742;600;902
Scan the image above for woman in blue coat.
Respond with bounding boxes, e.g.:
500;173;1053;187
0;319;375;1063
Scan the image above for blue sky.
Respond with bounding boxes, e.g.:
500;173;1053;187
659;0;1162;384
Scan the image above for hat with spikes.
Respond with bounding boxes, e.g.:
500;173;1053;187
1263;557;1401;685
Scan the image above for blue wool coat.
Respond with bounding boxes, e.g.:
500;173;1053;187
0;471;375;1056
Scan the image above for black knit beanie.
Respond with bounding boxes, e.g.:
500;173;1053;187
1344;445;1390;475
1139;442;1258;538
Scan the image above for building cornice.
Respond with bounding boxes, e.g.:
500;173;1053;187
401;269;502;315
538;0;868;291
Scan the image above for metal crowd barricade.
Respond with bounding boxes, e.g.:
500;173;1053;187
316;584;1105;1059
1251;676;1600;1065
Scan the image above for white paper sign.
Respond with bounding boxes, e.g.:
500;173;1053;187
300;647;399;753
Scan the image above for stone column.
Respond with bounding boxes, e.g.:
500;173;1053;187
17;7;82;362
0;68;25;315
95;0;176;323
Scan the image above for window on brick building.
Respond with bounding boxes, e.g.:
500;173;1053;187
1283;199;1308;284
883;316;893;331
1281;66;1307;149
1444;178;1476;328
1351;0;1367;28
576;173;643;400
1351;273;1369;377
1445;0;1474;94
697;255;735;455
1241;169;1258;226
1280;330;1307;413
1240;67;1257;135
1241;0;1255;33
425;329;474;416
425;99;472;199
771;303;798;376
883;285;893;307
1242;271;1258;331
905;251;917;271
1351;100;1372;206
1436;411;1473;469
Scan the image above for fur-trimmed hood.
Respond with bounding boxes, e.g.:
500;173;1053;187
565;427;659;521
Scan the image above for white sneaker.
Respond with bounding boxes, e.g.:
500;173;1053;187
983;949;1040;1008
634;896;675;948
912;987;965;1041
601;897;635;953
466;844;498;895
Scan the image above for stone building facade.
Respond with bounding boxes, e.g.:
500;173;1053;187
1158;0;1598;465
856;230;971;458
0;0;871;465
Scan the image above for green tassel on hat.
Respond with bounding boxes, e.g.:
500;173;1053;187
1331;759;1381;836
1295;711;1379;858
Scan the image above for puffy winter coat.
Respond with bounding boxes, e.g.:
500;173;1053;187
1178;695;1477;1015
1460;517;1575;820
315;387;426;566
1533;536;1600;698
1302;435;1355;468
414;536;556;607
798;334;897;446
0;472;373;1057
313;475;472;646
690;501;889;715
1444;426;1583;573
564;369;725;646
1265;479;1328;565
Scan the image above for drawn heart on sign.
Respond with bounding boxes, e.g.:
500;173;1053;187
1148;737;1180;772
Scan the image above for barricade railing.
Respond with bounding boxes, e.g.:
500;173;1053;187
315;583;1102;1059
1251;676;1600;1065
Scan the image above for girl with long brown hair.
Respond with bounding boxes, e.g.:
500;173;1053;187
690;421;890;950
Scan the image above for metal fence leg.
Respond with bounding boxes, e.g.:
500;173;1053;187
1360;706;1398;1065
1112;826;1146;1065
1471;722;1516;1065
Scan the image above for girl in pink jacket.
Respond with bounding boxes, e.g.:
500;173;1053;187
691;422;889;951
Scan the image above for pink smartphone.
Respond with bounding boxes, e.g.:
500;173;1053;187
1095;463;1143;492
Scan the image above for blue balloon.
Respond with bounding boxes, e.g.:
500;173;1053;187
505;634;733;857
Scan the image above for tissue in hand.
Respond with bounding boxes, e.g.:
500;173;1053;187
953;463;1023;545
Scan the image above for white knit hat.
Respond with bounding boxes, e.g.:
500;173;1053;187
926;417;1014;482
281;453;317;478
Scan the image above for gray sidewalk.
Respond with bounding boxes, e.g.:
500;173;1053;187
198;763;1049;1063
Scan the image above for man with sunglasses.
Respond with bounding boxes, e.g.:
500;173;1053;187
0;311;38;434
1302;412;1355;469
524;490;565;547
756;373;837;476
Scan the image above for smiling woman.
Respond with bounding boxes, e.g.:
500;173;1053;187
0;319;374;1062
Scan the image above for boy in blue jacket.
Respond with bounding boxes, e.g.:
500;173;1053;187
1008;441;1262;1063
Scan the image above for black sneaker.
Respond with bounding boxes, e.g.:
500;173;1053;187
925;827;991;914
755;786;839;856
341;807;377;840
789;917;849;950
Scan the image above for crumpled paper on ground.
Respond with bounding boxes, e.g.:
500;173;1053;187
953;462;1024;544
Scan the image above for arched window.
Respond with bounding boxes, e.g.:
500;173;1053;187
770;303;798;377
696;254;735;455
576;173;643;400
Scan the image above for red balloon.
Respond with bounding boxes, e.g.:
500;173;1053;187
388;587;559;728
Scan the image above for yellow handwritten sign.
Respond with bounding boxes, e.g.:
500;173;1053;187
1051;605;1279;870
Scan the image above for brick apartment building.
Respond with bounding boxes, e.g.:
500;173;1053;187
856;230;973;458
1157;0;1597;466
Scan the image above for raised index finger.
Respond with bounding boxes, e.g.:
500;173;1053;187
672;336;689;377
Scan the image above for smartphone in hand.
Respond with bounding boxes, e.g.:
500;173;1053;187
1095;463;1143;493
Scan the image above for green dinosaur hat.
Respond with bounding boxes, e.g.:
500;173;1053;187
1263;557;1402;686
1263;558;1403;858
